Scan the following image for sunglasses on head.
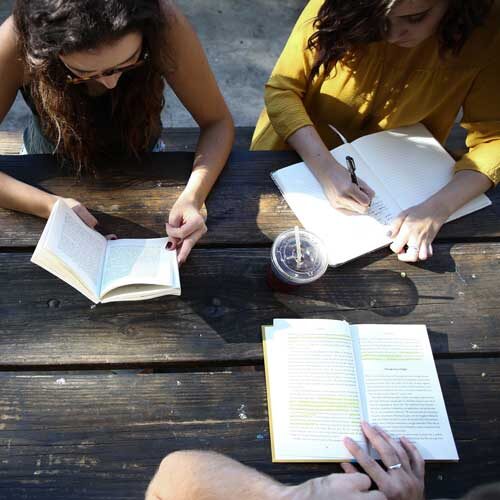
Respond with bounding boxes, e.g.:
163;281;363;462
64;47;149;85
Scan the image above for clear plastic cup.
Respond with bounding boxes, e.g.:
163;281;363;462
267;228;329;291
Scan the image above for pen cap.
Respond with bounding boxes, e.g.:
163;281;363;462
271;228;328;285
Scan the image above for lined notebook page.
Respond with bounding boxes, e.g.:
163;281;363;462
352;124;491;220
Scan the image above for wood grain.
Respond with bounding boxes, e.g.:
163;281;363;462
1;243;499;367
1;150;499;247
0;359;498;500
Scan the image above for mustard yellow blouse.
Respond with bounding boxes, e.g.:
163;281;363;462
251;0;500;185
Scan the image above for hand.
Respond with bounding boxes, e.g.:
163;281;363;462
319;160;375;214
389;200;448;262
165;196;207;265
58;197;116;240
342;422;425;500
284;471;386;500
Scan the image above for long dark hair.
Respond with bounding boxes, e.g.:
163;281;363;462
308;0;494;81
13;0;171;175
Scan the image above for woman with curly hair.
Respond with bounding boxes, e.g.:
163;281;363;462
0;0;234;263
252;0;499;262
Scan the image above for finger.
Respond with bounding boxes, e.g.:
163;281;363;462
343;436;388;488
401;437;425;480
166;217;204;240
340;462;359;474
105;234;118;240
418;242;429;261
366;492;388;500
374;426;410;472
361;422;400;470
349;185;371;207
165;236;181;251
176;227;205;265
168;211;183;228
388;212;406;240
427;243;433;258
397;241;421;262
359;179;376;201
73;206;98;228
389;226;410;254
336;195;370;214
343;472;371;491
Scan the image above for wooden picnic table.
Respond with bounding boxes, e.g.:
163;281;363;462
0;133;499;499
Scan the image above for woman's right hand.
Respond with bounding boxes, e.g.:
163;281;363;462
318;159;375;214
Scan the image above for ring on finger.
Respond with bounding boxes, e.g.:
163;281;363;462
388;463;402;470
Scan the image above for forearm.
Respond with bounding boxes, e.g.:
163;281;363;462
178;116;234;209
146;451;288;500
0;171;56;218
423;169;492;218
287;125;340;183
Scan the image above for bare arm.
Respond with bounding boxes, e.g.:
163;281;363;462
0;16;60;218
145;450;384;500
161;1;234;262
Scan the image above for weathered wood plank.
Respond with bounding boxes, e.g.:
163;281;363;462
1;149;499;247
1;243;499;366
0;359;498;499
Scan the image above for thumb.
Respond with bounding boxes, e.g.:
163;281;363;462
168;210;183;228
340;462;358;474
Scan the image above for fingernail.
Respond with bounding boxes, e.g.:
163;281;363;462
386;230;393;237
166;241;172;249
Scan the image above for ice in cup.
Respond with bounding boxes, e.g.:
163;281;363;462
267;227;329;292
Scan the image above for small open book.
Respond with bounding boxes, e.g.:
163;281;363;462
31;199;180;303
271;123;491;266
262;319;459;462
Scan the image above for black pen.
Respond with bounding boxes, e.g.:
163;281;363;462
345;155;358;186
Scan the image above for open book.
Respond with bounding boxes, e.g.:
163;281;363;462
262;319;459;462
31;199;180;303
271;123;491;266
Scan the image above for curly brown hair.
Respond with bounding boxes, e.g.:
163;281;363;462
307;0;494;81
13;0;171;175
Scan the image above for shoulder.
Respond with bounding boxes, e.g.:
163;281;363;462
0;16;28;86
458;1;500;67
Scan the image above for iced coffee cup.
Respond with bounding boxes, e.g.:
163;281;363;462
267;227;328;292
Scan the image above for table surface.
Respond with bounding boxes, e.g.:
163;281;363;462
0;150;499;500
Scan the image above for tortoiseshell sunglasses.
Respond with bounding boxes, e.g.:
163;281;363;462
64;48;149;85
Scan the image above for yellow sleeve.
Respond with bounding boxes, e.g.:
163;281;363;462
263;0;323;143
454;51;500;186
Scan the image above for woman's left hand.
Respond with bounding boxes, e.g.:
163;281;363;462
342;422;425;500
165;197;207;265
388;200;448;262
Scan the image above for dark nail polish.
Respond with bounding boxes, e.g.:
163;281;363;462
166;241;172;249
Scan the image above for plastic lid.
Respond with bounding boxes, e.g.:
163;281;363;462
271;228;328;284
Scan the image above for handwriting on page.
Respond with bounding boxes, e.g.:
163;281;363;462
367;196;394;225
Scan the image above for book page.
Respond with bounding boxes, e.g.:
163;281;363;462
41;200;107;297
263;319;367;462
272;144;400;266
353;124;490;219
100;237;179;298
352;324;458;461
